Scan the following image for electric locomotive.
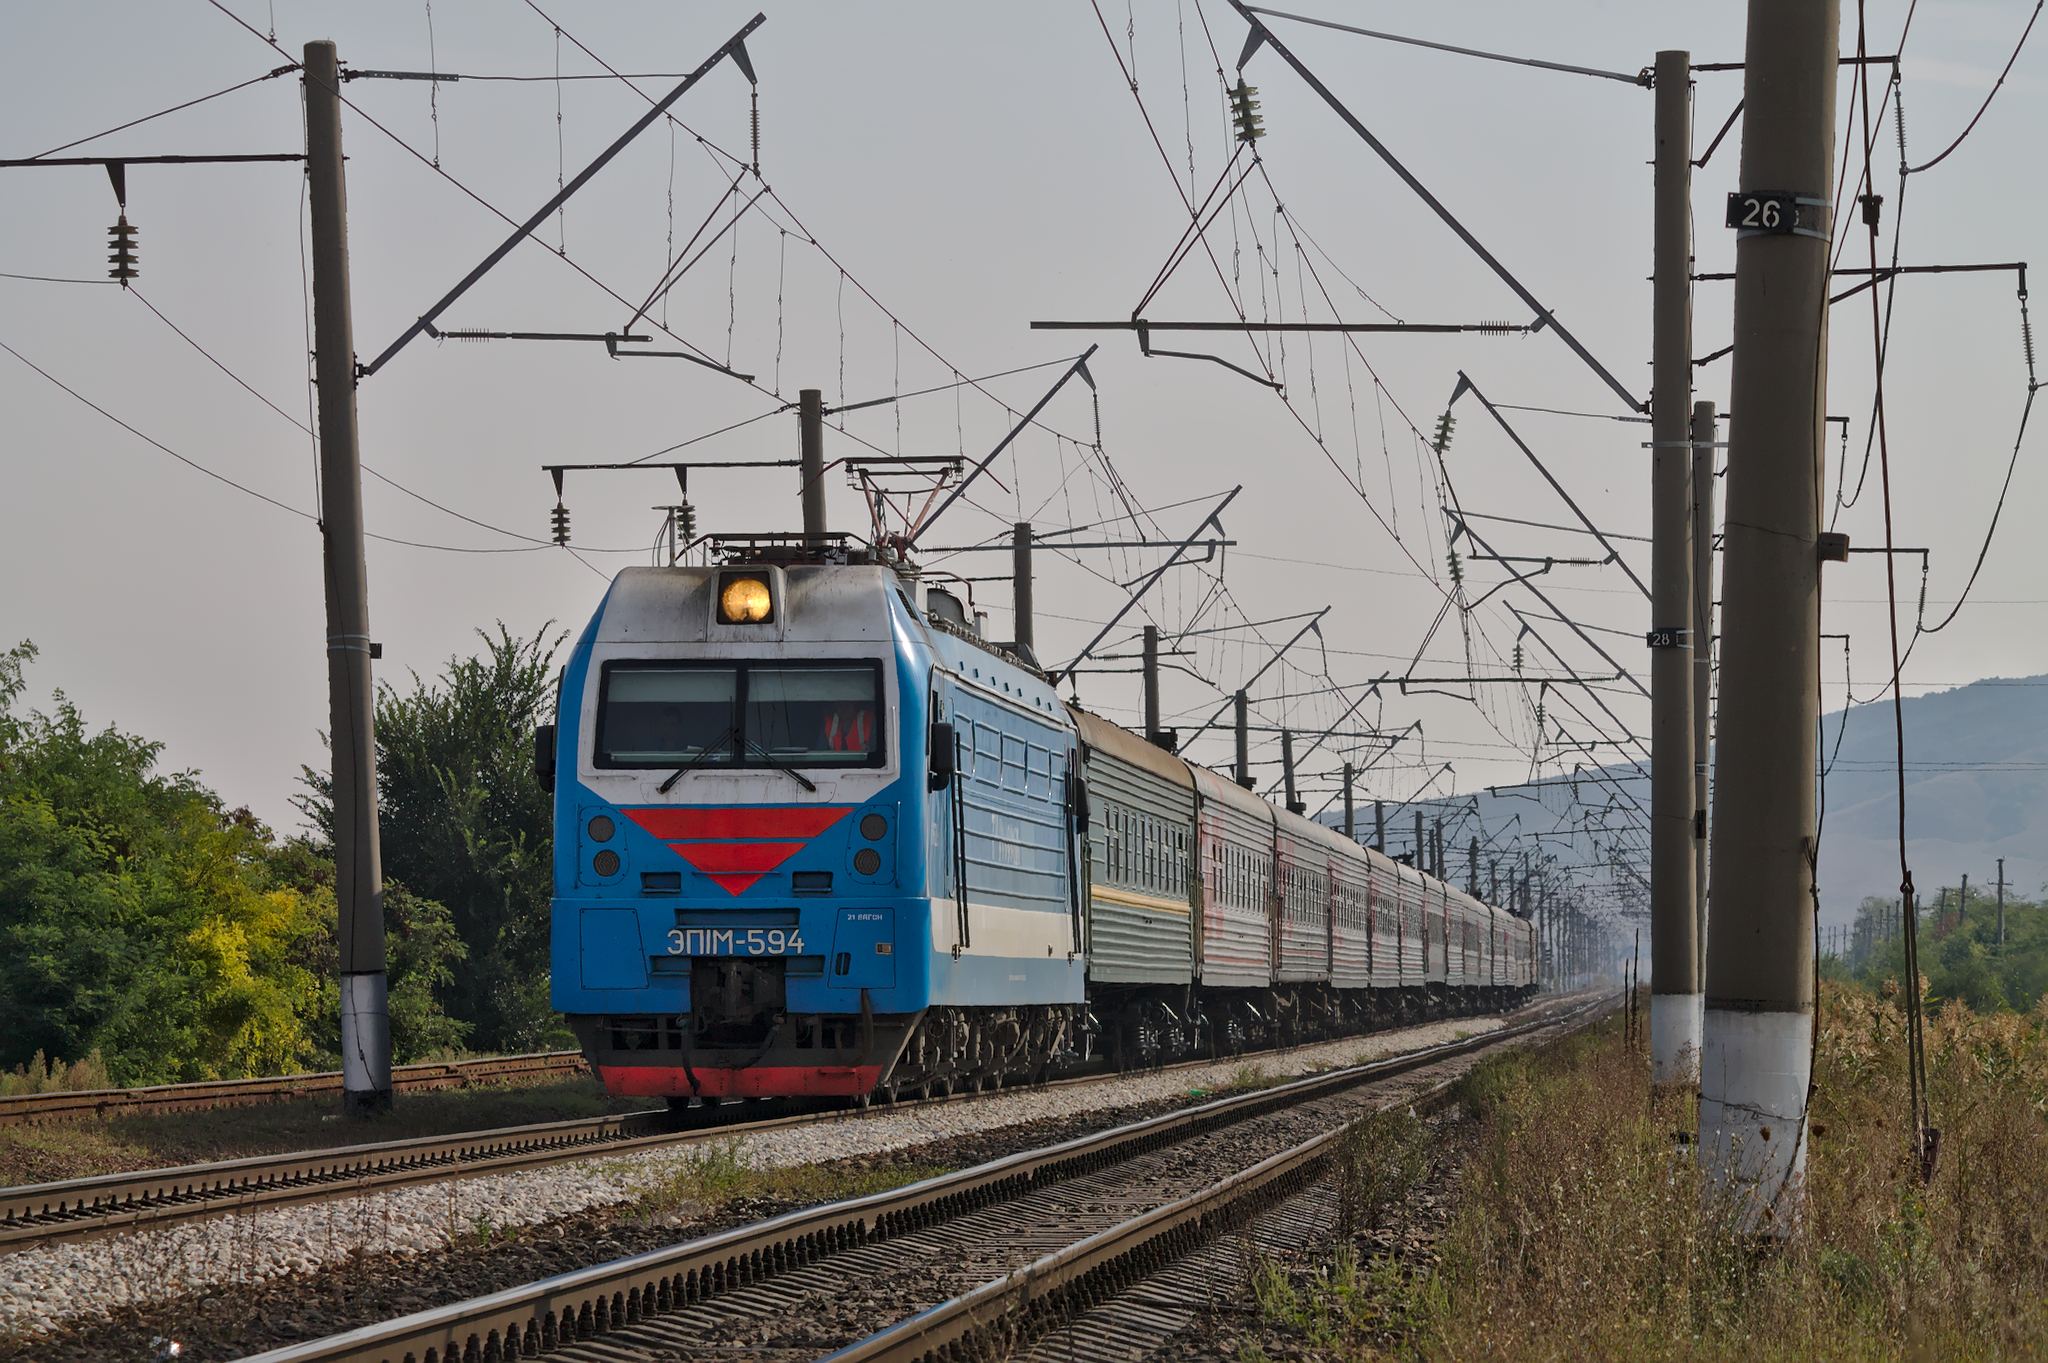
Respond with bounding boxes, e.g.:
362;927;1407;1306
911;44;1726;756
542;547;1538;1105
541;552;1084;1101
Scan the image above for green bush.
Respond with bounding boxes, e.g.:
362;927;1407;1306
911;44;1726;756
0;641;468;1083
298;624;569;1054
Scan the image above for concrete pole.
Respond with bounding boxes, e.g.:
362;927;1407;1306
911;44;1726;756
1012;522;1034;656
1343;764;1355;840
1959;873;1968;927
1650;48;1701;1085
1234;689;1252;788
1374;799;1385;854
1280;728;1302;814
799;388;826;545
305;41;390;1117
1692;401;1718;995
1701;0;1840;1219
1143;625;1162;744
1414;812;1425;871
1998;858;2006;945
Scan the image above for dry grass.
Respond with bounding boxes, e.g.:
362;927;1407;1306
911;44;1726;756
1235;985;2048;1360
0;1050;113;1097
1416;984;2048;1359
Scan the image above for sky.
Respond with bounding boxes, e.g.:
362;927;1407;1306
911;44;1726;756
2;1;2041;925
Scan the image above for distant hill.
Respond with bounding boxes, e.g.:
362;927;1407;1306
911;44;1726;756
1318;675;2048;929
1814;675;2048;921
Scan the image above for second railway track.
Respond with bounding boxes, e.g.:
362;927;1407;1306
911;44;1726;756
0;1002;1569;1255
231;994;1608;1363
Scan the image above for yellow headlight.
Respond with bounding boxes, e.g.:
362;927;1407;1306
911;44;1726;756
719;575;772;623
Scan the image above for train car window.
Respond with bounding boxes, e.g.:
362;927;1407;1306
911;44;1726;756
598;666;737;765
976;718;1002;783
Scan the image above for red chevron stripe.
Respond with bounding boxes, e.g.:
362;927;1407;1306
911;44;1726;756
668;840;808;896
625;806;852;840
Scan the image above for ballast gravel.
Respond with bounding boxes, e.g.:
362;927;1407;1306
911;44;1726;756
0;1015;1500;1337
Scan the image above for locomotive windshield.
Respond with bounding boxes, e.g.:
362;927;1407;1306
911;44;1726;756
596;659;885;769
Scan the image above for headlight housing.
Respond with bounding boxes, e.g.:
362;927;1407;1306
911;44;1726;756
717;572;774;624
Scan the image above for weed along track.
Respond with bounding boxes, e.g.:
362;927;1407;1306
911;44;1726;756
224;998;1603;1363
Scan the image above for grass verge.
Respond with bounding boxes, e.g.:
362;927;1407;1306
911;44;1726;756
1237;984;2048;1360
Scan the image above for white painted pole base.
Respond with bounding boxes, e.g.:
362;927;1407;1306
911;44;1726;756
341;970;394;1115
1649;992;1703;1084
1699;1007;1812;1231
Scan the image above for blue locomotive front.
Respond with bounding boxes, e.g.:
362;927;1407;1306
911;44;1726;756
542;558;1086;1103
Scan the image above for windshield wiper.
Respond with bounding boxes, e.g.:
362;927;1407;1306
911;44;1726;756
744;739;819;792
656;724;735;794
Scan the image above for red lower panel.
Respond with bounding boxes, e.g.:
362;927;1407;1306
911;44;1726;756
600;1063;883;1098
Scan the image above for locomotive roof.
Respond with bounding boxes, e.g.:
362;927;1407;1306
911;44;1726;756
595;564;899;645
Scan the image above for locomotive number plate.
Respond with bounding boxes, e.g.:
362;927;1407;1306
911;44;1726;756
666;927;808;956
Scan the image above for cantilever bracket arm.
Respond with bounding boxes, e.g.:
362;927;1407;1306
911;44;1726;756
903;345;1100;549
603;331;755;382
1451;372;1651;602
1135;320;1282;392
1177;605;1332;746
1057;486;1246;684
359;13;766;379
1229;0;1644;413
1259;675;1386;800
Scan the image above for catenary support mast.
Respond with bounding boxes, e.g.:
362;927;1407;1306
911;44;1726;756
1013;523;1034;657
305;40;391;1116
1692;401;1718;993
1701;0;1839;1219
1143;625;1162;745
1650;48;1701;1083
800;388;826;545
1234;689;1251;788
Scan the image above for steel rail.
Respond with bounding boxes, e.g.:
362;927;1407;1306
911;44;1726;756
0;1050;589;1127
821;1078;1453;1363
231;996;1603;1363
1;997;1588;1253
0;1027;1381;1250
0;1109;686;1252
832;997;1614;1362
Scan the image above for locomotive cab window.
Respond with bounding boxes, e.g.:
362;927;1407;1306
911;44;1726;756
596;660;886;770
599;667;737;766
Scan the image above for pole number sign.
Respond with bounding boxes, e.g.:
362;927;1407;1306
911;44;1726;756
1725;191;1829;239
1645;626;1686;649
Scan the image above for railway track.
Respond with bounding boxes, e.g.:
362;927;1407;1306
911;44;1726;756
0;1051;590;1127
229;994;1608;1363
0;1000;1571;1255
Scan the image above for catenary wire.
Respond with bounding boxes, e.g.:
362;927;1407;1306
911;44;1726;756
1;271;118;285
1905;0;2041;175
24;64;299;160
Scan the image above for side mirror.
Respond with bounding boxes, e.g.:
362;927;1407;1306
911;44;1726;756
928;721;956;791
534;723;557;795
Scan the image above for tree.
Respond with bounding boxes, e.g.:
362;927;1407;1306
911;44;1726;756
265;838;472;1062
301;623;568;1053
0;641;323;1082
1849;879;2048;1014
0;641;470;1082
